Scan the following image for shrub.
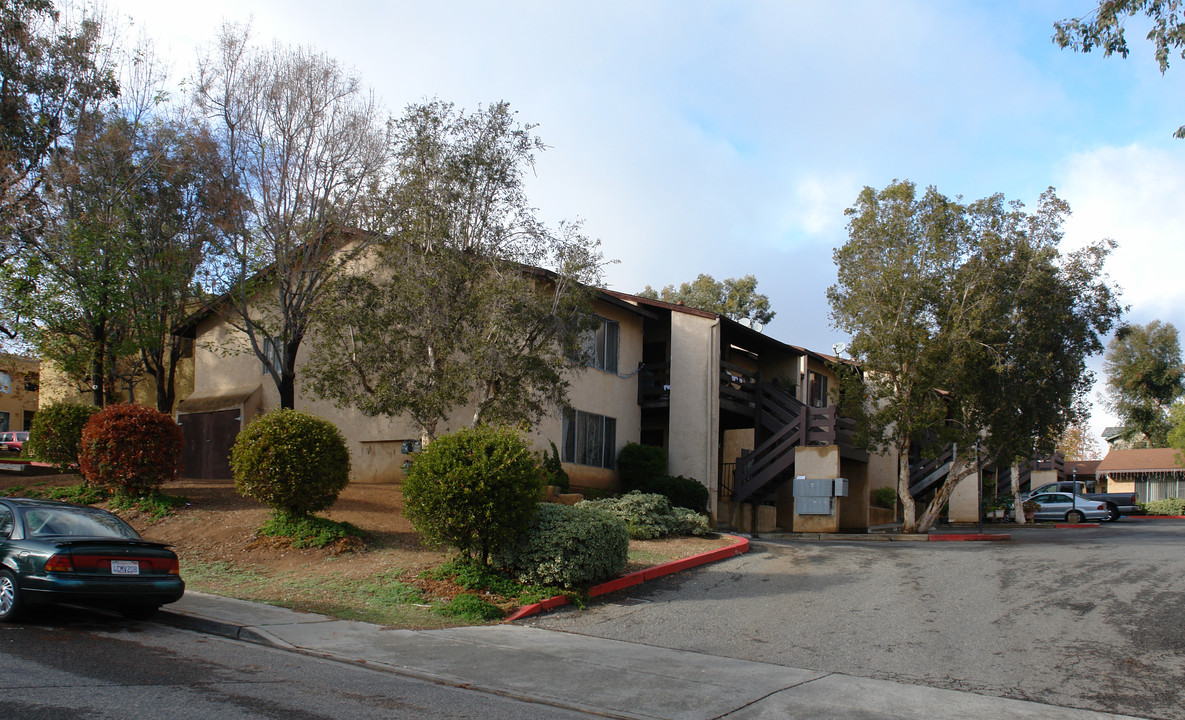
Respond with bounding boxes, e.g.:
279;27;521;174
537;440;569;492
78;404;184;498
493;503;629;588
646;475;710;513
871;486;897;509
27;403;100;469
230;409;351;518
1143;497;1185;516
432;593;504;622
579;491;711;540
616;442;667;492
402;425;542;564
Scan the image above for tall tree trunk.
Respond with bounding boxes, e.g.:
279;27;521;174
899;442;917;532
1011;465;1026;525
91;319;106;407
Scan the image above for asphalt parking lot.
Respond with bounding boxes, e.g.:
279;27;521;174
525;519;1185;720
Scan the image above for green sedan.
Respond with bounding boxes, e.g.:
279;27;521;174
0;497;184;621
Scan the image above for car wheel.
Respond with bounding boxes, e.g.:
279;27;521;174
1104;504;1120;522
0;570;23;622
1066;510;1085;524
119;605;159;621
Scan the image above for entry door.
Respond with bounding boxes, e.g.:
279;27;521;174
180;409;241;479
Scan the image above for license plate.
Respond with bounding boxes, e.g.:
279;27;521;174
110;560;140;575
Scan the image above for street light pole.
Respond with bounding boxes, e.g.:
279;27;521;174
976;440;982;535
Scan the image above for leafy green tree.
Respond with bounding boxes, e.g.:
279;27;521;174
0;0;117;307
1103;320;1184;447
305;100;605;442
828;181;1121;532
639;274;775;326
5;44;224;409
1054;1;1185;137
1167;397;1185;457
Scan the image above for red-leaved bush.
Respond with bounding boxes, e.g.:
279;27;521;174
79;404;185;497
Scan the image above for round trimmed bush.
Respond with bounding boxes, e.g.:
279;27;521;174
79;404;184;497
402;425;542;563
493;503;629;588
27;402;101;468
230;409;351;518
616;442;667;492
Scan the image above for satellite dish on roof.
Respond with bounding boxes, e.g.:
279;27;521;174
832;342;848;357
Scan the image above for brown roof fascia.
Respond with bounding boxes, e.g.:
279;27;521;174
1096;448;1185;473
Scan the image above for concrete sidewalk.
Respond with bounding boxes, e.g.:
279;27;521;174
158;592;1146;720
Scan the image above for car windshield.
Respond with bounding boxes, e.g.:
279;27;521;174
20;507;141;539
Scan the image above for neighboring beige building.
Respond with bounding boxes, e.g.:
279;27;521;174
0;353;39;432
38;352;195;412
1097;448;1185;502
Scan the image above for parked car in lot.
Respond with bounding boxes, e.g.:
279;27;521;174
1024;492;1109;523
0;431;28;454
1027;481;1139;522
0;498;184;621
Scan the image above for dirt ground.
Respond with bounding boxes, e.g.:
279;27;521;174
0;468;733;625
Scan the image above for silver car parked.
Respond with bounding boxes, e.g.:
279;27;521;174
1027;492;1109;523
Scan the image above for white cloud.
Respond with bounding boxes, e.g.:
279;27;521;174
1058;143;1185;319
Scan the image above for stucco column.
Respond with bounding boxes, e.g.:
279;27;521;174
667;313;721;515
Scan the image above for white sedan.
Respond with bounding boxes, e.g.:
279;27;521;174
1027;492;1109;523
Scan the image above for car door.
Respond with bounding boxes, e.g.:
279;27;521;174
1031;493;1068;520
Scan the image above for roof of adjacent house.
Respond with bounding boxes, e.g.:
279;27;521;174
1096;448;1185;474
1065;460;1101;477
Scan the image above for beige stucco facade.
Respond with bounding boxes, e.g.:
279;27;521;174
0;353;39;432
184;294;645;487
667;312;721;511
38;356;194;413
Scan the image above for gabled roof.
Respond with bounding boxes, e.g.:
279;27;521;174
1096;448;1185;474
1064;460;1101;477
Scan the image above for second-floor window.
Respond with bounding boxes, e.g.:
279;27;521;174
0;372;9;394
261;338;283;377
576;316;619;373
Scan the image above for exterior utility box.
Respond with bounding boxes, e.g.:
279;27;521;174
793;477;834;497
796;497;834;515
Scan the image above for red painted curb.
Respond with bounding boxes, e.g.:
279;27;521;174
504;534;750;622
1135;515;1185;520
928;534;1010;541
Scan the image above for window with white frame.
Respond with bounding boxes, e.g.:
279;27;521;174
575;316;619;373
562;408;617;469
0;371;10;394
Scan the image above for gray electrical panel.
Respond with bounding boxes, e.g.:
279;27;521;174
793;477;833;497
796;497;833;515
833;478;849;497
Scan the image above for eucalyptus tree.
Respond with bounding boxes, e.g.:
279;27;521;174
1055;1;1185;137
1103;320;1184;447
305;100;606;443
194;24;389;408
639;274;775;326
829;181;1121;532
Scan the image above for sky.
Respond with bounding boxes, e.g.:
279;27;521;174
108;0;1185;448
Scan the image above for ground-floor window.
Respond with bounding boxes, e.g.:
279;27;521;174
1135;477;1185;502
562;408;616;469
0;411;9;432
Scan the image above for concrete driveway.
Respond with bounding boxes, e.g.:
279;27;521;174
523;520;1185;720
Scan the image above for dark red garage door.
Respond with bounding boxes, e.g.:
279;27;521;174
180;409;241;480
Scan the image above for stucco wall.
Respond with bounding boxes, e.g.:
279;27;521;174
0;354;39;431
667;312;720;512
191;296;644;487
